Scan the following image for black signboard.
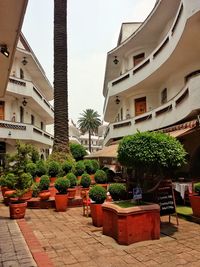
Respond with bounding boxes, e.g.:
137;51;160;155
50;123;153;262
157;187;175;216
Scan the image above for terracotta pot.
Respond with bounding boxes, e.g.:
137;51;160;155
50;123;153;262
90;174;95;185
4;190;16;206
50;177;57;184
35;177;41;183
39;190;51;201
68;188;76;199
9;201;27;219
1;186;9;198
55;193;68;212
19;190;33;201
190;194;200;217
90;203;103;227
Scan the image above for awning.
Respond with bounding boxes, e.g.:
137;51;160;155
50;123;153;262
85;144;118;159
162;120;197;138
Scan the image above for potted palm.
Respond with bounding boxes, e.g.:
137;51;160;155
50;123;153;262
94;170;108;190
47;161;60;184
54;177;70;211
66;172;77;199
89;185;107;227
38;175;51;200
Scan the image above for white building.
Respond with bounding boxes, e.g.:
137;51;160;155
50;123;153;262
103;0;200;177
0;33;54;162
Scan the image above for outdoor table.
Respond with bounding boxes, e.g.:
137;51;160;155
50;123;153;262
173;182;192;199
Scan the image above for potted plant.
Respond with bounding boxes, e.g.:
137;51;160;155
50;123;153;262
74;161;85;181
66;172;77;199
35;160;47;183
47;161;60;184
38;175;51;200
94;170;108;190
62;161;73;175
89;185;107;227
0;173;17;199
54;177;70;211
26;162;37;180
108;183;126;201
189;182;200;217
89;159;100;184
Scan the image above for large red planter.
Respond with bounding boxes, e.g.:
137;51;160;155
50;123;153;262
55;193;68;212
189;194;200;217
102;202;160;245
90;203;103;227
68;188;76;199
9;201;27;219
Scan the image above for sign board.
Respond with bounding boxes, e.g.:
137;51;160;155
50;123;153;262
157;187;175;216
133;186;142;200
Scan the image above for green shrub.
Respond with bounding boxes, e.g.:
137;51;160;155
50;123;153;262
94;170;107;184
0;173;17;189
32;183;40;197
70;143;87;161
80;173;91;188
26;162;37;178
66;172;77;187
89;185;107;204
91;160;99;173
83;160;94;174
75;161;85;176
55;177;70;194
62;161;73;174
39;175;50;191
47;161;60;177
109;183;126;201
35;160;47;177
194;183;200;195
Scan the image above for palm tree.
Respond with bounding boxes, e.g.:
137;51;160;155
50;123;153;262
78;109;101;153
53;0;70;156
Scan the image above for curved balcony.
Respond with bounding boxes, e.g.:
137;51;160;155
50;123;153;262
104;74;200;145
104;0;200;120
0;120;53;147
8;76;54;124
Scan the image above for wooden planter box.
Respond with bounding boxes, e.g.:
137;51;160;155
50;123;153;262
102;202;160;245
189;194;200;217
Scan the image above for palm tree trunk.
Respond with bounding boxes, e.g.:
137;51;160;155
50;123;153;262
53;0;69;154
89;130;91;153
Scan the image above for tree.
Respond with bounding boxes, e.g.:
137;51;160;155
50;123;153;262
53;0;70;158
118;131;187;191
69;143;87;161
78;109;101;152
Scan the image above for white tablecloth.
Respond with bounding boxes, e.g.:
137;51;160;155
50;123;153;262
173;182;192;199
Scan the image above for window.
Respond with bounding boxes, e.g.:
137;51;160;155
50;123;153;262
20;106;24;123
20;68;24;79
120;108;123;120
31;115;35;125
133;53;145;67
161;88;167;104
40;122;44;130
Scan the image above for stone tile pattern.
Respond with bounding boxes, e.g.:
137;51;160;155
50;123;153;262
21;207;200;267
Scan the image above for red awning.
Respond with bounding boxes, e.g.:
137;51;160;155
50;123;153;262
162;120;197;138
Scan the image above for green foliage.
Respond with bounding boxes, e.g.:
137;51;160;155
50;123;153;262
62;160;73;175
69;143;87;161
47;161;60;177
91;160;100;172
0;173;17;189
118;131;187;174
83;160;94;174
35;160;47;177
89;185;107;204
94;170;107;184
108;183;126;201
39;175;50;191
80;173;91;188
26;163;37;178
32;183;40;197
194;183;200;195
66;172;77;187
13;172;33;196
54;177;70;194
75;161;85;176
48;151;74;163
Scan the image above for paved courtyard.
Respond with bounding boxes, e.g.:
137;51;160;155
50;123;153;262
1;202;200;267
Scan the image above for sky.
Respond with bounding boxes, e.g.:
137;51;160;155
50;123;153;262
22;0;156;124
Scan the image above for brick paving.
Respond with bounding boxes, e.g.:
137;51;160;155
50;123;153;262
1;203;200;267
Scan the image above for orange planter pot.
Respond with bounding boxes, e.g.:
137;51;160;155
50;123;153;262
19;190;33;201
50;177;57;185
1;186;9;198
90;203;103;227
102;202;160;245
55;193;68;212
39;190;51;201
190;194;200;217
35;177;41;183
9;201;27;219
68;188;76;199
90;174;95;185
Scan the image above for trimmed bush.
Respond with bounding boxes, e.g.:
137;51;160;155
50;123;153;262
94;170;107;184
80;173;91;188
91;160;100;173
48;161;60;177
89;185;107;204
26;162;37;178
62;161;73;174
35;160;47;177
32;183;40;197
54;177;70;194
0;173;17;189
66;172;77;188
83;160;94;174
39;175;50;191
75;161;85;176
109;183;126;201
70;143;87;161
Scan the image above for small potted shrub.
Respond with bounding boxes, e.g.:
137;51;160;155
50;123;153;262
75;161;85;181
54;177;70;211
38;175;50;200
80;173;91;189
47;161;60;184
108;183;126;201
190;182;200;217
66;172;77;199
35;160;47;183
62;161;73;175
83;160;94;175
26;162;37;179
94;170;108;190
0;173;17;199
89;185;107;227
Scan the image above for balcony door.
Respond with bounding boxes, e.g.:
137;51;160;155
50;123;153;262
20;106;24;123
0;101;5;120
135;97;146;116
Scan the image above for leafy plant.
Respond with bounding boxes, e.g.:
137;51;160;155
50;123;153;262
69;143;87;161
109;183;126;201
47;161;60;177
194;183;200;195
66;172;77;188
26;162;37;178
80;173;91;188
75;161;85;176
35;160;47;177
39;175;50;191
54;177;70;194
62;160;74;174
94;170;107;184
83;160;94;174
14;172;33;197
89;185;107;204
0;173;17;189
32;183;40;197
91;160;99;173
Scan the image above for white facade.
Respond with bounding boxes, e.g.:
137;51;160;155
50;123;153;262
0;34;54;160
103;0;200;146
